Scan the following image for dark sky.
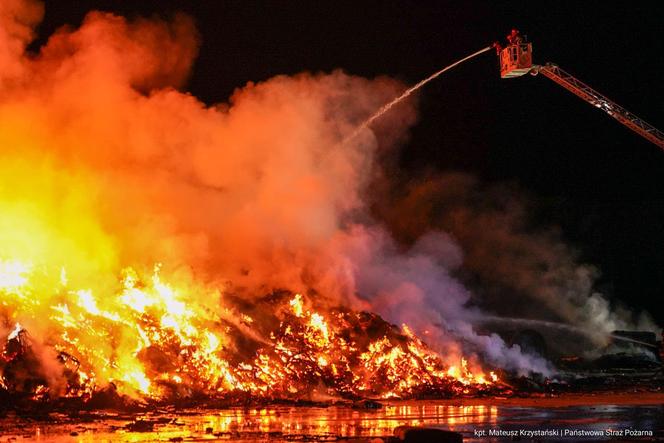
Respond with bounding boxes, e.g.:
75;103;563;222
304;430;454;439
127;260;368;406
37;1;664;322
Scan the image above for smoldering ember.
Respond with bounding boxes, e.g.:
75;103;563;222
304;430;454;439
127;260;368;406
1;1;663;442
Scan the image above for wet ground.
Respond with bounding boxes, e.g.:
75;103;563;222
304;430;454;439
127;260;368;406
0;392;663;442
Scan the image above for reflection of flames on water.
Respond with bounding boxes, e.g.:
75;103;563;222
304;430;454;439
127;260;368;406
158;404;499;439
1;260;497;403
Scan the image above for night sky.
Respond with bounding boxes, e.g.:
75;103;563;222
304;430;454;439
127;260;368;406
36;1;664;323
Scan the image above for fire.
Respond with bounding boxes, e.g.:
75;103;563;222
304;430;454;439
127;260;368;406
7;322;22;341
0;260;31;292
0;0;502;406
1;263;498;402
289;294;304;318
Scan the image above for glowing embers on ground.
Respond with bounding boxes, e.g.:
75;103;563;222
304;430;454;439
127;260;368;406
0;261;497;403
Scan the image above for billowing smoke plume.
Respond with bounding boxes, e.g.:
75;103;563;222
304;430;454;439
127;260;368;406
0;0;413;299
375;174;659;351
1;0;651;383
330;227;553;373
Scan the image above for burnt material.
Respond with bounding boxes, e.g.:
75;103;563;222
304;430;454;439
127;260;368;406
0;291;505;407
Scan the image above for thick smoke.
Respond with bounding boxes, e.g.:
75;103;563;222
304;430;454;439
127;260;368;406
0;0;43;86
2;0;649;380
330;227;553;373
375;174;659;350
0;0;413;298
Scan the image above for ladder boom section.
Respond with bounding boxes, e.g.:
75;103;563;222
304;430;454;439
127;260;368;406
537;63;664;150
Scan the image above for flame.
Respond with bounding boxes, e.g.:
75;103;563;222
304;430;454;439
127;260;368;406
7;322;22;341
0;261;30;290
289;294;304;318
0;1;499;404
1;263;498;401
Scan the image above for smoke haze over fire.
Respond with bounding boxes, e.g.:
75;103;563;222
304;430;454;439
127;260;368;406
0;0;415;301
0;0;656;398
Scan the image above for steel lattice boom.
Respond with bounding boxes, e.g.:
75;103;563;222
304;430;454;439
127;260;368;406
498;39;664;150
535;63;664;150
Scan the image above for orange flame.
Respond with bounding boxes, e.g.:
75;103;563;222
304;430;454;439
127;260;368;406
0;1;499;404
1;262;497;400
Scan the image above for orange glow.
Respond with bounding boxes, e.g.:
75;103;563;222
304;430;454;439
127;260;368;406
0;0;498;403
2;269;497;399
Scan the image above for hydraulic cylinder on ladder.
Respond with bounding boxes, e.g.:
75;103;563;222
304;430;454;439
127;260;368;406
497;33;664;150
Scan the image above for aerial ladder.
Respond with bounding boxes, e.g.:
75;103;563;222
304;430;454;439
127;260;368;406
498;38;664;150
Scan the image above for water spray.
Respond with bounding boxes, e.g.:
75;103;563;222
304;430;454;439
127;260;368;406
343;46;492;144
479;316;659;349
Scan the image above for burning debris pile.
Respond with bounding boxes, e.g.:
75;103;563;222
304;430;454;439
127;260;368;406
1;0;659;414
1;264;499;407
0;0;519;409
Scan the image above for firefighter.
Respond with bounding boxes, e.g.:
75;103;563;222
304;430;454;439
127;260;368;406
507;29;522;45
492;41;503;55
